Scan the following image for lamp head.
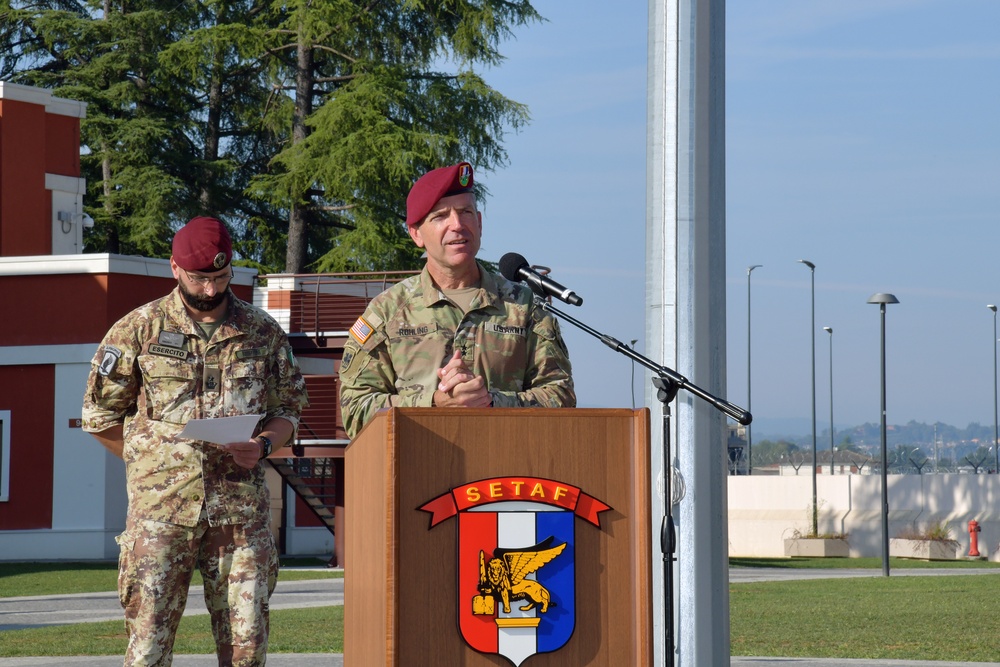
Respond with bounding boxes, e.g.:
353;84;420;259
867;293;899;305
797;259;815;270
823;326;833;334
989;304;997;313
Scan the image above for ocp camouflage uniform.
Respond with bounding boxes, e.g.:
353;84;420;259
82;287;308;667
339;263;575;438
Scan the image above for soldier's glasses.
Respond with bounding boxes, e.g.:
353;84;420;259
184;269;234;288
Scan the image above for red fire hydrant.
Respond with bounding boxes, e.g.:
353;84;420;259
969;520;982;558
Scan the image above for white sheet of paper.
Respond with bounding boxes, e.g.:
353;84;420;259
178;414;263;445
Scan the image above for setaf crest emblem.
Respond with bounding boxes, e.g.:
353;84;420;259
420;476;610;667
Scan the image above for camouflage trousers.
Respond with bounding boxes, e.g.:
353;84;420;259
115;510;279;667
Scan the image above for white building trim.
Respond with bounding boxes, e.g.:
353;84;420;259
0;81;87;118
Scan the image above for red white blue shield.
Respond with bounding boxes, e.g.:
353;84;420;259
420;477;610;667
459;505;575;666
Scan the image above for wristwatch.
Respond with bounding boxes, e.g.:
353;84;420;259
256;435;273;460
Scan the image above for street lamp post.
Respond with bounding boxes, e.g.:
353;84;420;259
824;326;834;475
868;292;899;577
747;265;762;475
990;306;998;474
798;259;817;536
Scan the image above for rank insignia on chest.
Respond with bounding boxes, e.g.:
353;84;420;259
350;317;374;345
204;367;221;391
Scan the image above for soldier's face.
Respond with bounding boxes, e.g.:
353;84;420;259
409;192;481;274
171;260;232;312
178;280;228;311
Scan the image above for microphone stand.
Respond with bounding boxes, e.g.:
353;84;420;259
535;297;751;667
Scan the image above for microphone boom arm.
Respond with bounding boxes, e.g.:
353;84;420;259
537;298;752;425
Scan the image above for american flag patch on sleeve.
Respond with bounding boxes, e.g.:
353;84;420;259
350;317;374;344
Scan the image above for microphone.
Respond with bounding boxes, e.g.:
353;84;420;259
499;252;583;306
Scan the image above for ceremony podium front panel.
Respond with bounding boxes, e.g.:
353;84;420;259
344;408;653;666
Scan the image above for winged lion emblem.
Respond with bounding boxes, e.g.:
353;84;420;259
474;536;567;615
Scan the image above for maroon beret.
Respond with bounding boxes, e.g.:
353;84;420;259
172;216;232;272
405;162;475;226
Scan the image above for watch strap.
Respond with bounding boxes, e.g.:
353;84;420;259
256;435;273;459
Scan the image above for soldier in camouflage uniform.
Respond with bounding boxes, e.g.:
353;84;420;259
82;217;308;667
339;162;575;438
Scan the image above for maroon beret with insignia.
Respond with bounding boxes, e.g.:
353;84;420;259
172;216;232;272
405;162;475;226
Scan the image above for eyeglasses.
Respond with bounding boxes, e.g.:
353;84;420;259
184;269;234;288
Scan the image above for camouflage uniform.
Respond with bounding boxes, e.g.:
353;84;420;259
82;287;308;667
339;263;575;438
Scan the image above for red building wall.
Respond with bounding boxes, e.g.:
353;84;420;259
44;113;81;176
0;364;54;529
0;98;49;257
0;272;254;348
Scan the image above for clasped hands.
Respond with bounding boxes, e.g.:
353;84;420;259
433;350;492;408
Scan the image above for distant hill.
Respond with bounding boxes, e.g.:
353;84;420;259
751;419;996;462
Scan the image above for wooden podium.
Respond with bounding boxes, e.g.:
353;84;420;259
344;408;653;666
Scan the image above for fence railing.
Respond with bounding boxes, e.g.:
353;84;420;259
258;271;418;334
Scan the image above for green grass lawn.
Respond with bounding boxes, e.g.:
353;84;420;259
3;557;999;660
0;606;343;656
0;558;343;657
731;555;1000;570
731;574;1000;662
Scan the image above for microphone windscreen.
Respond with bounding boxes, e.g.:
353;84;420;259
499;252;529;281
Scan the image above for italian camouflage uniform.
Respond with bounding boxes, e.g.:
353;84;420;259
82;287;308;667
339;263;575;438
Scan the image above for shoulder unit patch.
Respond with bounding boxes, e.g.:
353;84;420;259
98;345;122;376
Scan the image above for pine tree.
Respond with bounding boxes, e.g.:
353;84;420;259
1;0;541;272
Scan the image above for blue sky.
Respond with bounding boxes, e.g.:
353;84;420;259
478;1;1000;437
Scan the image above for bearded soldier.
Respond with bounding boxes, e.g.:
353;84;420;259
82;216;308;667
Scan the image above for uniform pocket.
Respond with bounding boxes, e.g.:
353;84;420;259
386;323;446;385
223;358;268;415
115;530;137;610
137;355;198;424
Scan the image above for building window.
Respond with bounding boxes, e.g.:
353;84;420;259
0;410;9;502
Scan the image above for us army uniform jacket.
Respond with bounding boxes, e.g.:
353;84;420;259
82;288;308;527
339;263;575;438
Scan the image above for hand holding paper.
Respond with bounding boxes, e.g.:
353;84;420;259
178;414;262;445
178;415;266;470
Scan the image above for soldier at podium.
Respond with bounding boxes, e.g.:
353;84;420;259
339;161;576;438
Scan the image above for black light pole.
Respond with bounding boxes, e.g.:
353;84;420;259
868;292;899;577
798;259;817;535
747;264;762;474
824;326;834;475
990;306;999;474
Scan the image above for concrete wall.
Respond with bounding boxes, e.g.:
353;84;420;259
728;474;1000;560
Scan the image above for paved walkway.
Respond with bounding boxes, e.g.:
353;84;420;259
0;579;343;632
0;657;993;667
0;656;996;667
2;568;998;666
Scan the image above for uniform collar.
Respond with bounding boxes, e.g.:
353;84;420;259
164;288;246;341
419;262;503;312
